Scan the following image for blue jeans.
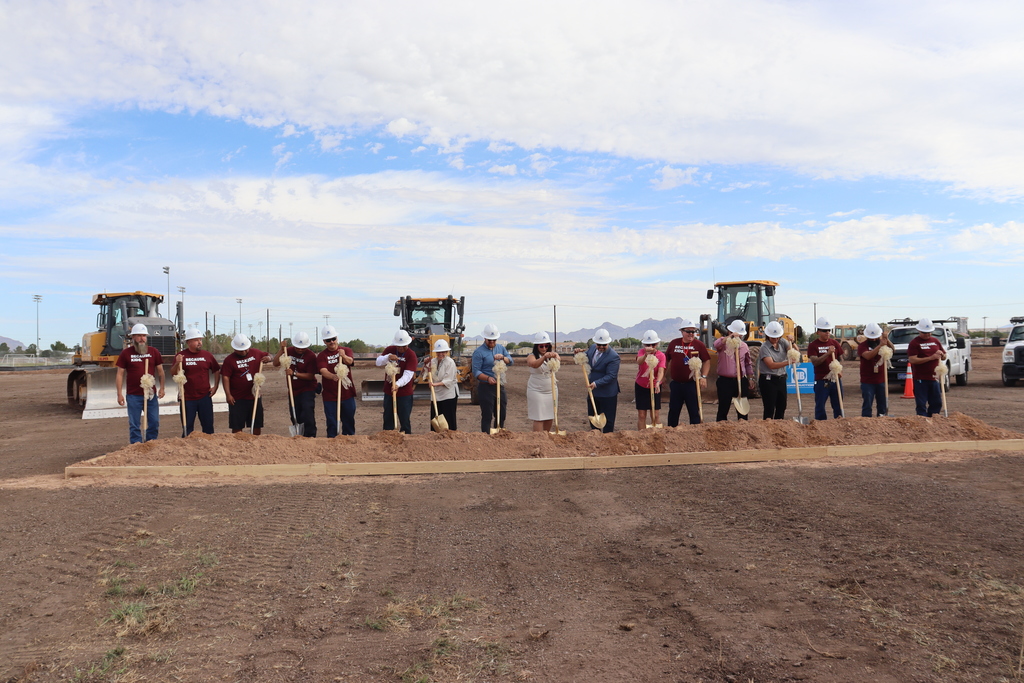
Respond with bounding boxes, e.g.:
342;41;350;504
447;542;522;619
914;380;943;417
860;383;887;417
184;395;215;435
323;397;356;437
813;379;843;420
126;393;160;443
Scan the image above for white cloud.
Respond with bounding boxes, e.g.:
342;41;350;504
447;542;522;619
448;156;465;170
488;164;517;176
949;221;1024;261
366;142;384;154
652;166;699;190
528;153;555;175
828;209;864;217
281;124;301;137
4;2;1024;196
488;141;514;153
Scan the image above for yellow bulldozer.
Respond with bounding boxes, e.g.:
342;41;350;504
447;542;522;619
361;296;476;403
67;291;228;419
697;280;802;400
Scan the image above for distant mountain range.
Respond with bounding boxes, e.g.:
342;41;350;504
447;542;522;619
467;318;689;344
0;335;27;351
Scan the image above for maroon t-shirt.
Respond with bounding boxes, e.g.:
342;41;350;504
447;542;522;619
317;346;355;402
381;346;418;398
287;348;319;394
806;338;843;381
665;338;711;383
115;346;163;396
220;349;270;401
175;349;220;400
908;335;943;381
857;341;886;385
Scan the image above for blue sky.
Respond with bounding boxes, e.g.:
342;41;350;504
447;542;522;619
2;0;1023;349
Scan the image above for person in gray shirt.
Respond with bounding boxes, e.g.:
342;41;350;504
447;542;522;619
758;321;792;420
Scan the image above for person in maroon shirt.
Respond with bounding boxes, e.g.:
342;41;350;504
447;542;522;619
220;334;271;434
857;322;893;417
807;317;844;420
115;323;166;443
273;331;319;438
664;319;710;426
171;328;220;435
375;330;418;433
907;318;946;417
316;325;357;437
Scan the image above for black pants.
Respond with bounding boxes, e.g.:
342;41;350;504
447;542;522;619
477;382;508;432
292;390;317;437
716;376;749;422
431;397;458;431
383;394;414;434
759;374;788;420
229;398;263;430
588;394;617;433
668;380;702;426
184;395;215;435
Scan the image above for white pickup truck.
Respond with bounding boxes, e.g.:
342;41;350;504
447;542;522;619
886;318;971;391
1002;317;1024;387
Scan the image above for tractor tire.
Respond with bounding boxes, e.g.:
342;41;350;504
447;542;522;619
841;342;855;361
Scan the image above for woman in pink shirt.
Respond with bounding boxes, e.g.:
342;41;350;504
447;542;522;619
635;330;666;430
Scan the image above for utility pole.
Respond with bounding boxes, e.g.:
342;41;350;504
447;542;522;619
983;316;987;342
266;309;270;351
553;305;557;347
236;298;243;335
163;266;170;315
33;294;42;354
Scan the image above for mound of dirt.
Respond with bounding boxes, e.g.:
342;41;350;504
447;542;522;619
83;412;1021;468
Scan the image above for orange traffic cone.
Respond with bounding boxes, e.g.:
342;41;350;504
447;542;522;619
901;371;914;399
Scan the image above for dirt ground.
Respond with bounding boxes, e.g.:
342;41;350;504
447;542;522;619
2;347;1024;682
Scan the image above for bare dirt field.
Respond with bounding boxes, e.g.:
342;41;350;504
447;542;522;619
2;347;1024;682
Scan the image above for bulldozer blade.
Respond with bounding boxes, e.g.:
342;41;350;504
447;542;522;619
70;366;229;419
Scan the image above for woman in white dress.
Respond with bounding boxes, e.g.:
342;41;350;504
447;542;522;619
526;332;558;432
427;339;459;430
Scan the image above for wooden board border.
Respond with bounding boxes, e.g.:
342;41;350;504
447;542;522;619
64;439;1024;479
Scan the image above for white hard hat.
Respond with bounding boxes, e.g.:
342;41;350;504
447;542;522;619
727;319;747;336
433;339;451;353
641;330;661;345
679;319;697;331
533;331;552;345
815;316;831;330
184;327;203;341
321;325;338;341
292;331;312;349
231;334;251;351
482;323;500;340
593;328;612;345
392;329;413;347
130;323;148;336
764;321;785;338
864;323;882;339
916;318;935;333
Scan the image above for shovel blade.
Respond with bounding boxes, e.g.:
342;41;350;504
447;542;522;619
489;427;500;435
589;414;607;429
792;416;812;425
289;423;304;437
733;397;750;416
431;416;449;432
549;429;567;436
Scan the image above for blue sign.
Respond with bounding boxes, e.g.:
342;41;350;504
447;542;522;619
786;363;814;394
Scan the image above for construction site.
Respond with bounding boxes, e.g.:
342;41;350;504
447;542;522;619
2;337;1024;682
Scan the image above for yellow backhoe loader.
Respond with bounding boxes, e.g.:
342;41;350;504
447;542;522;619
361;296;476;403
697;280;803;401
67;292;228;419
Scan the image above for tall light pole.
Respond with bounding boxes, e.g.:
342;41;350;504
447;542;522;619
33;295;42;354
177;286;186;329
163;266;170;314
236;298;243;336
983;316;987;342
